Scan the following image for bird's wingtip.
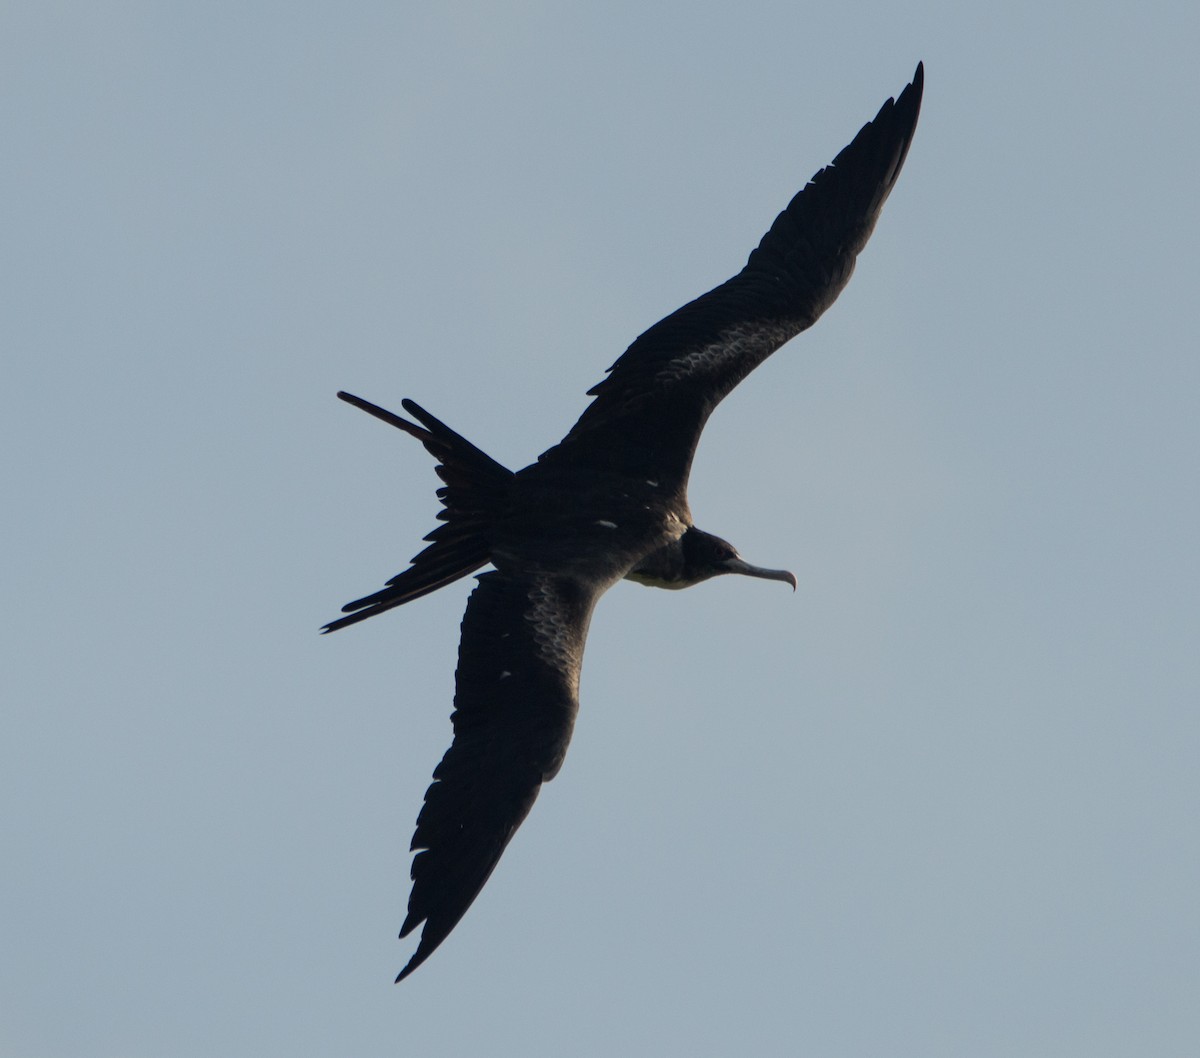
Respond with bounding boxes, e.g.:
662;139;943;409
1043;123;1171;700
394;938;432;983
911;62;924;97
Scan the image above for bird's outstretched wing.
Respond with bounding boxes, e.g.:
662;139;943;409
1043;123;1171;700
548;63;923;488
395;569;600;981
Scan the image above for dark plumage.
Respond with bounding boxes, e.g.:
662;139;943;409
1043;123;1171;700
325;64;923;981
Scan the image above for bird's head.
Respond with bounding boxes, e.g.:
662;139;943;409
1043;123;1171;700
679;527;797;590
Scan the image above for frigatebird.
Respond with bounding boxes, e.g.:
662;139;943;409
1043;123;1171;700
325;64;923;981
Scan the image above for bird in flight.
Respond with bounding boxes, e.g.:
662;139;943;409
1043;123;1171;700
325;64;923;981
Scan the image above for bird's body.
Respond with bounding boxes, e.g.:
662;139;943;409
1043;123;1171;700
325;65;923;980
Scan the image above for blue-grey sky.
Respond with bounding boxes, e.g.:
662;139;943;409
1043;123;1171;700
4;3;1198;1056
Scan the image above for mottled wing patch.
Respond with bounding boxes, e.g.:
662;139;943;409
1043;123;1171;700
654;319;800;388
525;576;591;695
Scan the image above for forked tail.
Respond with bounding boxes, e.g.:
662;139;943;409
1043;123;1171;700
322;392;514;633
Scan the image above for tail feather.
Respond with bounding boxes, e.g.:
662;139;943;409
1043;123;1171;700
323;392;514;633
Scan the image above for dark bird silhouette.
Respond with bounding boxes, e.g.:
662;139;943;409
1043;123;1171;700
325;64;923;981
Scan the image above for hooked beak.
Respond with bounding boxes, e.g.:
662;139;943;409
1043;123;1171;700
722;558;798;591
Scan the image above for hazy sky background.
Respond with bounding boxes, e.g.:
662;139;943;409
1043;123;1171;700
4;3;1198;1055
